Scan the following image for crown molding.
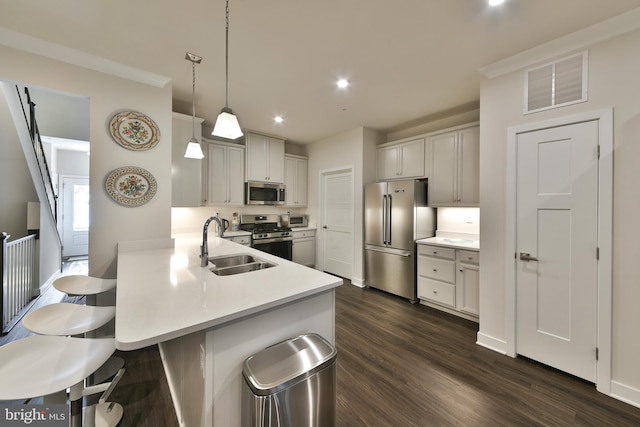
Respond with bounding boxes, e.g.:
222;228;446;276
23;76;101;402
479;7;640;79
0;26;171;88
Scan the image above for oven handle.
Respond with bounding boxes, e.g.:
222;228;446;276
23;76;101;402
252;237;294;245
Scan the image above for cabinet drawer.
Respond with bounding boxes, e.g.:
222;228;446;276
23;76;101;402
418;245;455;260
418;277;455;307
291;230;316;239
458;250;479;264
418;256;455;283
225;235;251;245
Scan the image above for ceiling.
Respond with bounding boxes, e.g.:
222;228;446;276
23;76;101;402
2;0;640;144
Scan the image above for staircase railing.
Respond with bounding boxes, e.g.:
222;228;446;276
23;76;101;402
16;86;58;225
1;232;37;333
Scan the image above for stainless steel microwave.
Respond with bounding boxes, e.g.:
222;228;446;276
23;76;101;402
245;181;286;205
281;214;308;228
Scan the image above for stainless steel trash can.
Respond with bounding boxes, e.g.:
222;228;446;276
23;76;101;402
241;333;338;427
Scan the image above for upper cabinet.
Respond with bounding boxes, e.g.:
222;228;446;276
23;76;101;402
377;137;426;180
428;125;479;207
245;131;285;183
284;155;308;207
172;112;205;207
204;139;245;206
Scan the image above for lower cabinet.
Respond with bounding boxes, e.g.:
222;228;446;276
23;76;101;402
417;244;479;321
292;229;316;267
223;234;251;246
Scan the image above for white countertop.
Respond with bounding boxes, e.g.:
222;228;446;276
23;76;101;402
115;234;342;351
221;230;252;237
417;231;480;251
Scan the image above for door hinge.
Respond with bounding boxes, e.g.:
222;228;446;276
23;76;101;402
596;347;599;361
596;247;600;260
597;145;601;159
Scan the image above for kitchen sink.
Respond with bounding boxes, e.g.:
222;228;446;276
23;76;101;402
210;262;276;276
208;253;277;276
208;254;259;268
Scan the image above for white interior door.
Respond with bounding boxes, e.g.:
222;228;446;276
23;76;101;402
516;121;599;382
321;169;353;278
60;176;89;258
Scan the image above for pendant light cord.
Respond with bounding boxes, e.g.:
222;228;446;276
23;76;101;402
192;60;196;139
225;0;230;109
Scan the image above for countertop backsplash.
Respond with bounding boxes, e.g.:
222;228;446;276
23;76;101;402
436;207;480;235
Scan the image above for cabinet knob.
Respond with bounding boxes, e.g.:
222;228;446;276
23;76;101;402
433;269;437;272
433;290;438;294
460;269;463;272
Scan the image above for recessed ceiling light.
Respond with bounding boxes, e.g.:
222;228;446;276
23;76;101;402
488;0;505;6
336;79;349;89
274;116;284;123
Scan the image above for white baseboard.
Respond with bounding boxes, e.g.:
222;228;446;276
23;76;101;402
351;277;367;288
351;277;365;287
610;380;640;409
476;332;508;355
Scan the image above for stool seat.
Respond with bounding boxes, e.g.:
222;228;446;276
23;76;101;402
54;275;116;296
22;303;116;336
0;336;115;400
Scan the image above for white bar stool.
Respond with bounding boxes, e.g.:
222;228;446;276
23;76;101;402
0;336;122;427
22;303;116;336
53;276;117;305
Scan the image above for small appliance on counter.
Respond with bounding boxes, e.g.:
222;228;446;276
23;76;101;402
281;213;308;228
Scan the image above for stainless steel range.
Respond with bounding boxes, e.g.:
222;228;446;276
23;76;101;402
239;214;293;261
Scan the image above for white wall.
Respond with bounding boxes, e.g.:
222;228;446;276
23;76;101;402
305;127;382;284
479;28;640;398
0;86;38;240
0;45;173;279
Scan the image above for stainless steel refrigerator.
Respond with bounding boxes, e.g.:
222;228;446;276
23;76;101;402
364;180;435;301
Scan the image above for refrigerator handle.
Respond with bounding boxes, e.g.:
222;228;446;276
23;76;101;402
382;195;388;245
387;194;392;245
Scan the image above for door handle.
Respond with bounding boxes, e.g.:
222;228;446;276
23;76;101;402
519;252;538;262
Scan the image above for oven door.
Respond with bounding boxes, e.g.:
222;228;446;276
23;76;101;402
252;238;293;261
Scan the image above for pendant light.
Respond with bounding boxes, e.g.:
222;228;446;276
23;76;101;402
184;52;205;159
212;0;243;140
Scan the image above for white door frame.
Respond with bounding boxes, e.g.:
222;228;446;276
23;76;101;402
317;165;355;276
505;108;613;393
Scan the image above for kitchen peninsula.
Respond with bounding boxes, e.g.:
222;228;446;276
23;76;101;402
115;234;342;426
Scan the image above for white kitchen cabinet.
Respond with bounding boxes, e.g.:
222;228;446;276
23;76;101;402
205;139;245;206
456;250;479;316
417;243;479;321
377;137;426;180
245;131;285;183
428;125;479;206
172;112;205;207
223;234;251;246
284;155;308;207
292;229;315;267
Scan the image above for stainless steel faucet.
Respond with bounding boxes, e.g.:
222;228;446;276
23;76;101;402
200;213;224;267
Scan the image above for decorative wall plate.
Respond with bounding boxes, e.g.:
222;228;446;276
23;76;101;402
105;166;157;207
109;111;160;151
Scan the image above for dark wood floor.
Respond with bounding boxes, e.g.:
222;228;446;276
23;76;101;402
4;275;640;426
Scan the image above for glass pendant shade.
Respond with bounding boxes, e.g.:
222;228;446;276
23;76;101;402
212;107;243;140
184;137;205;159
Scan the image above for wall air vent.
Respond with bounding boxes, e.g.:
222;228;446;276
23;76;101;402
524;51;588;114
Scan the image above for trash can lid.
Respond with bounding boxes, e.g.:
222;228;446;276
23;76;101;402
242;333;337;396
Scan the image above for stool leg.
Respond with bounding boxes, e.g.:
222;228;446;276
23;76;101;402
69;382;84;427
